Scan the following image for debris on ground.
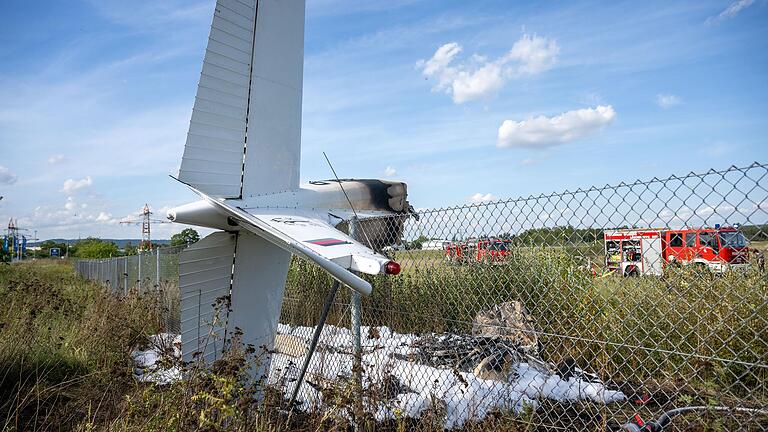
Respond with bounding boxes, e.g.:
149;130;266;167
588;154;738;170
274;333;309;357
471;301;539;353
408;333;547;376
269;323;626;429
131;333;181;384
133;324;625;429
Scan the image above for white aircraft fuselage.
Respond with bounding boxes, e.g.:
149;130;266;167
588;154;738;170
166;0;413;367
168;178;411;245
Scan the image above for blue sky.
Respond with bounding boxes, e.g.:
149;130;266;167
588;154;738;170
0;0;766;240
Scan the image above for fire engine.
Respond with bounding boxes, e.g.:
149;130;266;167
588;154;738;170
604;225;749;276
444;238;512;264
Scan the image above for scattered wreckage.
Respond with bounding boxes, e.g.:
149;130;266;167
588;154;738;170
132;301;625;429
269;301;625;428
134;301;626;429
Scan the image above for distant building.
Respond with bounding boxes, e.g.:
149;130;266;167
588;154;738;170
422;239;450;250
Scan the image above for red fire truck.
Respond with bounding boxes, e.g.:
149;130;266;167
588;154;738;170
445;238;512;264
604;226;749;276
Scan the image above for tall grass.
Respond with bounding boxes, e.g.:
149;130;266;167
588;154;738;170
0;260;162;430
0;260;540;431
3;256;764;430
0;261;287;431
282;250;768;406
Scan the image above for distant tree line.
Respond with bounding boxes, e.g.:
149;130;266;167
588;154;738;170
31;228;202;259
502;226;605;246
741;224;768;242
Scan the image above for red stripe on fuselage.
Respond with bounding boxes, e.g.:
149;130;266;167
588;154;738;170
307;238;351;246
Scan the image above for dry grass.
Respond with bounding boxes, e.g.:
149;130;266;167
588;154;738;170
0;261;532;432
2;256;766;431
282;250;768;430
0;261;275;431
0;260;157;430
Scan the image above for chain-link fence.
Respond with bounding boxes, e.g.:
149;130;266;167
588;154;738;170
76;163;768;430
74;245;185;332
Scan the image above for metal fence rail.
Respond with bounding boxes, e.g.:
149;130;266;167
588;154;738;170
76;163;768;430
74;245;185;332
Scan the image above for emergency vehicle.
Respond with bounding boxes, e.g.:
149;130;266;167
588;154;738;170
604;226;749;276
444;238;512;264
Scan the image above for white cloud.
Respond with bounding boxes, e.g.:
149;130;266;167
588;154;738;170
418;34;559;104
96;211;114;223
61;176;93;195
420;42;462;77
656;93;681;108
64;197;77;211
384;166;397;177
17;197;120;233
0;166;17;185
520;158;536;166
707;0;755;24
470;193;496;203
505;33;561;76
48;155;65;164
497;105;616;149
450;62;506;105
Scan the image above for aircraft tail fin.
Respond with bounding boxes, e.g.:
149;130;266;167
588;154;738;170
178;0;305;198
179;232;236;363
179;231;290;369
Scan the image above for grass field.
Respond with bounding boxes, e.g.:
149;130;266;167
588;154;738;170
2;252;767;430
0;260;302;431
282;248;768;429
0;260;566;431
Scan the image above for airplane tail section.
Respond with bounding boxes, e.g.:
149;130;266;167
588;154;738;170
179;232;237;363
179;231;290;367
178;0;305;198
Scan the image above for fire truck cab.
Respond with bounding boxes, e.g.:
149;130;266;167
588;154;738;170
604;226;749;276
445;238;512;264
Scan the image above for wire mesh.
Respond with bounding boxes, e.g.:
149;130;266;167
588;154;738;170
75;246;185;333
75;163;768;430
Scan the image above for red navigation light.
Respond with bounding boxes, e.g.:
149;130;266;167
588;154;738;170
385;261;401;275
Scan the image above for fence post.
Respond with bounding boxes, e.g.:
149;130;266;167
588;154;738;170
138;250;143;293
348;217;363;427
156;247;161;290
124;256;128;294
